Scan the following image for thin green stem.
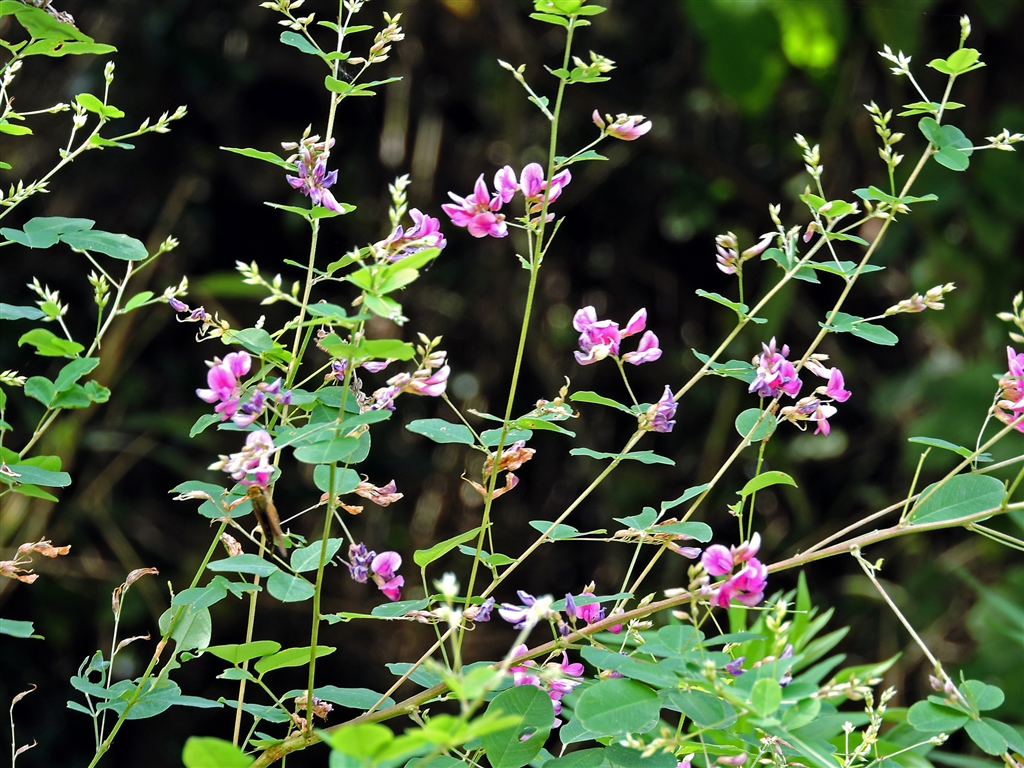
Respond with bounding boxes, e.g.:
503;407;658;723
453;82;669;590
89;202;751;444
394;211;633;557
305;463;337;726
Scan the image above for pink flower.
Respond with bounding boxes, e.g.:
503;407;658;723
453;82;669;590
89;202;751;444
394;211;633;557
442;173;509;238
593;110;652;141
622;331;662;365
995;347;1024;432
286;149;345;213
407;364;449;397
749;338;802;400
622;308;647;337
731;532;760;563
494;165;519;204
354;479;404;506
373;208;447;262
702;545;733;577
812;403;838;435
573;306;622;365
519;163;571;213
196;351;251;419
370;551;404;601
208;429;276;487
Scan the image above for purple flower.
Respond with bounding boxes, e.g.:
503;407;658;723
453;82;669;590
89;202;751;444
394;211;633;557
996;347;1024;432
622;331;663;365
714;558;768;608
749;338;802;400
701;545;733;577
725;656;746;676
644;385;677;433
519;163;571;213
168;297;188;313
622;308;647;337
407;364;449;397
494;165;519;204
468;597;495;622
442;172;509;238
499;590;537;629
286;149;345;213
346;542;376;584
373;208;447;262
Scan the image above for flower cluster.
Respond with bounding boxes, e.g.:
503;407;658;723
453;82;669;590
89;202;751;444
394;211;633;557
995;346;1024;432
641;385;677;434
713;231;774;275
209;429;276;486
701;533;768;608
777;358;852;436
592;110;652;141
371;208;447;262
509;645;584;728
196;351;291;428
369;350;450;411
346;543;404;601
282;133;345;213
564;582;623;633
442;163;571;238
498;590;555;630
573;306;662;366
885;282;955;316
748;338;802;399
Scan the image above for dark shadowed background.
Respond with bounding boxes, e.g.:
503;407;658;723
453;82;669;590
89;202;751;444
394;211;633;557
2;0;1023;765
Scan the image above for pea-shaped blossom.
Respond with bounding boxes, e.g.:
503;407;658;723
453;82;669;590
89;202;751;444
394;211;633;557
197;351;251;421
369;351;450;411
641;386;677;434
372;208;447;262
592;110;653;141
208;429;276;487
748;338;802;400
780;396;838;436
519;163;571;215
574;306;659;366
285;138;345;213
701;533;768;608
995;346;1024;432
346;543;404;601
564;582;606;626
442;167;516;238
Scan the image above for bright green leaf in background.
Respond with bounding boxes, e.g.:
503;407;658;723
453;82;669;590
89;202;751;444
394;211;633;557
182;736;252;767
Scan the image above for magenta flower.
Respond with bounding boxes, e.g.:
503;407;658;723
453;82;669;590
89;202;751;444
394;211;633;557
749;338;802;400
499;590;539;629
592;110;653;141
622;331;663;365
197;351;251;420
995;347;1024;432
208;429;276;487
565;584;606;626
701;545;733;577
731;531;761;563
643;385;677;434
519;163;571;214
370;551;404;601
286;149;345;213
622;308;647;336
494;164;519;204
442;172;510;238
509;645;584;729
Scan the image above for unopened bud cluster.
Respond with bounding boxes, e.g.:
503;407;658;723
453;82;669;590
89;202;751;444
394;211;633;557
865;101;904;169
996;291;1024;343
885;283;955;316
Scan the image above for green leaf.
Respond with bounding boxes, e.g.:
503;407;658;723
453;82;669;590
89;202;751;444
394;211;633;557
220;145;295;170
159;605;212;651
204;640;282;665
960;680;1005;711
661;484;711;511
406;418;475;445
0;618;38;639
0;463;71;487
312;465;361;495
908;474;1004;525
254;645;336;676
529;12;570;28
279;30;320;55
825;232;869;246
943;47;982;74
734;407;776;442
75;92;123;119
292;438;361;464
907;701;969;732
458;547;516;567
290;538;343;573
541;749;606;768
579;647;681;689
749;678;783;716
663;689;737;728
615;507;658;530
231;327;275;354
122;291;153;312
24;376;56;406
415;527;482;568
0;303;46;320
182;736;252;768
479;427;533;447
326;723;394;758
206;554;279;578
575;679;660;736
54;358;100;392
739;471;797;497
18;328;84;357
964;720;1007;756
985;719;1024;754
695;289;766;323
281;685;394;711
569;390;635;414
528;520;584;540
652;521;713;541
371;598;430;618
935;146;971;171
60;229;147;261
569;448;675;466
908;436;990;461
691;350;758;383
555;150;607;167
266;571;315;602
361;338;416;360
481;685;554;768
604;745;676;768
821;311;898;346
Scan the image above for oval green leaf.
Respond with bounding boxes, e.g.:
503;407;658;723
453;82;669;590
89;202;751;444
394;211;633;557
735;408;776;442
575;678;660;736
254;645;336;676
481;685;554;768
406;418;475;445
739;470;797;498
908;474;1004;525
